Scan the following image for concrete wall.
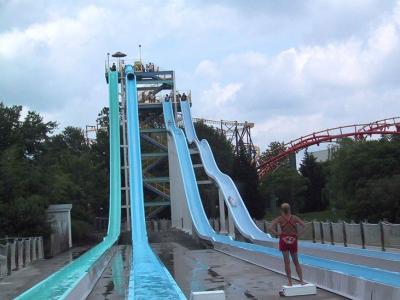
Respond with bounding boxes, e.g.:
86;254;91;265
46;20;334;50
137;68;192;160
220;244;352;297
143;218;399;250
383;223;400;248
264;220;400;250
168;216;399;250
46;204;72;256
168;136;193;234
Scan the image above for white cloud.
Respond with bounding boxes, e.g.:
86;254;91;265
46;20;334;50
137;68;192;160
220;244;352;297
190;1;400;149
195;60;220;79
202;82;242;106
0;5;107;59
0;0;399;151
253;114;325;146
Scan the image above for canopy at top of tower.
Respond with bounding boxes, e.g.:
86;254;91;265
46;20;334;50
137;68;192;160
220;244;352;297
112;51;127;58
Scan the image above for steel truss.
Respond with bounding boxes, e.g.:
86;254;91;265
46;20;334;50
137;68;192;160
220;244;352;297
192;117;258;162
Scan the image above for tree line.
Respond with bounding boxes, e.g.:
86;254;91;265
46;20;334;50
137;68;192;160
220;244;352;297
1;101;398;241
0;103;109;240
260;136;400;223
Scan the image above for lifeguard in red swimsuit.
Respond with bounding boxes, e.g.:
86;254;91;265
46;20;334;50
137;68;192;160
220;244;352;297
268;203;306;286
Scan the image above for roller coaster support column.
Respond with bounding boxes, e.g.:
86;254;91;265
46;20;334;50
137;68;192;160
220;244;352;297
218;189;227;234
227;208;235;239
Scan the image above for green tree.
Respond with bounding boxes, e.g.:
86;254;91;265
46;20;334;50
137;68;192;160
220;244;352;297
299;152;328;212
232;143;264;218
0;105;55;236
42;127;108;220
260;166;307;214
0;103;22;151
327;138;400;221
20;111;57;158
349;175;400;222
195;122;234;175
260;141;285;160
0;102;110;239
259;141;289;168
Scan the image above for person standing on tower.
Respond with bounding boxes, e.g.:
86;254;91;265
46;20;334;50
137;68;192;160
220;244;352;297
181;92;187;101
176;92;181;102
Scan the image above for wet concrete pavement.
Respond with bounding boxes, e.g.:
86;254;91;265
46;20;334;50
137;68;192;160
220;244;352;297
152;242;346;300
3;239;347;299
0;246;90;300
87;245;131;300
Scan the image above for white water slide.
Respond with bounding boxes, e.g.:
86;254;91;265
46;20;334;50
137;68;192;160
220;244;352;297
180;100;271;241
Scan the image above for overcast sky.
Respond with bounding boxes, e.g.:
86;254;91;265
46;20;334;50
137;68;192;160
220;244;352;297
1;0;400;150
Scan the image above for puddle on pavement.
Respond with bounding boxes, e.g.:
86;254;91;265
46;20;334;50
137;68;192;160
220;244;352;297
244;290;257;298
152;243;261;299
103;280;115;297
87;245;130;299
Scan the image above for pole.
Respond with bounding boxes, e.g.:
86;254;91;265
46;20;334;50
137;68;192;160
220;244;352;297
173;70;177;120
139;44;142;63
379;221;386;251
311;221;316;243
320;221;324;244
218;189;227;233
360;222;366;249
329;221;334;245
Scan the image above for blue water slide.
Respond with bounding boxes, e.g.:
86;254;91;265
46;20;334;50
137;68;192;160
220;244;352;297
164;100;400;289
180;100;400;264
163;100;232;243
180;100;269;241
124;65;185;300
15;71;122;300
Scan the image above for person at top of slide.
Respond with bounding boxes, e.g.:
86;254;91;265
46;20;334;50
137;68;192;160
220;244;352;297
268;203;306;286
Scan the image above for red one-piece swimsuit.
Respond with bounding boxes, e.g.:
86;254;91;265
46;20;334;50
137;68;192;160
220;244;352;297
279;215;298;253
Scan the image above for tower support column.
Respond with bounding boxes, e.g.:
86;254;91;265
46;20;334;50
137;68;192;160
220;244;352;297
218;189;227;233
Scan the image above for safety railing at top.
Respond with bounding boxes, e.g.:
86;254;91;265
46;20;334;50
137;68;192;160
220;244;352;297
105;59;163;73
192;118;254;128
138;90;192;105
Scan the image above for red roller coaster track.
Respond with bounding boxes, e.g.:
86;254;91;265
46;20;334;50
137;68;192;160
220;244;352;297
257;117;400;178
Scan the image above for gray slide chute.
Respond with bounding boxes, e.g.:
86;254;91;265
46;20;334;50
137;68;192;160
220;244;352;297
180;100;271;241
163;100;232;243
